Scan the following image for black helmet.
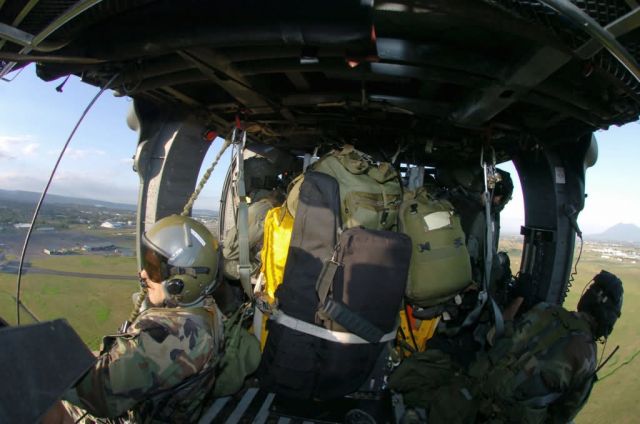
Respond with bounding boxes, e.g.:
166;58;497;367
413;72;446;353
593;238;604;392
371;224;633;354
141;215;219;306
577;270;623;339
492;169;513;212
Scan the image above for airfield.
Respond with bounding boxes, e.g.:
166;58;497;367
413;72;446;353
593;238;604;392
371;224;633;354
0;228;637;423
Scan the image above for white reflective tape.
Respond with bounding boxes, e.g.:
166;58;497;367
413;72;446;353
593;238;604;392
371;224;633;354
423;211;452;231
191;228;206;246
273;311;396;344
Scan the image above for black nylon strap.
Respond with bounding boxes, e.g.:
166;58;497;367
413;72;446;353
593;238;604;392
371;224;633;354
321;299;386;343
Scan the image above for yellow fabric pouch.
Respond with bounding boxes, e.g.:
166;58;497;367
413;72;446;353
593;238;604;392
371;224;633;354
260;205;294;300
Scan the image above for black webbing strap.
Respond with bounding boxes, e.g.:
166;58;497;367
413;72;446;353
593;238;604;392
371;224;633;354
315;259;340;305
320;299;386;343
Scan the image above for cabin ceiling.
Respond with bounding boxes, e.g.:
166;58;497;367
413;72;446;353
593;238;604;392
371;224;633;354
2;0;640;165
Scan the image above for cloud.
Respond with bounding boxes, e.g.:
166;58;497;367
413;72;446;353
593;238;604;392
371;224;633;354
63;148;107;159
0;170;138;204
0;135;39;159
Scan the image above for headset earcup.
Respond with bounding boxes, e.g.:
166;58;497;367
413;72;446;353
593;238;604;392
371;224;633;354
165;279;185;295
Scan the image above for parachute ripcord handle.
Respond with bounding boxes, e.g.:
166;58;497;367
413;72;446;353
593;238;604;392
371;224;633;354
15;73;120;325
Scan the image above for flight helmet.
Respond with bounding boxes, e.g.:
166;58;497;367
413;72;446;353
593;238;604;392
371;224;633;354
577;270;623;339
141;215;219;306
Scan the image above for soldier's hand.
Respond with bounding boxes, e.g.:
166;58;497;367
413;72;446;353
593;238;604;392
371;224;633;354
510;273;535;301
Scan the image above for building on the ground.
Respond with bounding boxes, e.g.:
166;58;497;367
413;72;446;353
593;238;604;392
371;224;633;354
43;248;72;255
100;221;126;229
82;243;116;252
14;223;31;229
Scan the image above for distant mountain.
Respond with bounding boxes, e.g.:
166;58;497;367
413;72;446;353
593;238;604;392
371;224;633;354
589;223;640;243
0;189;217;215
0;189;136;211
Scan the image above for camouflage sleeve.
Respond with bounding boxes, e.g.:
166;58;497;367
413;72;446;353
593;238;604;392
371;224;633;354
64;333;155;418
549;374;596;424
544;335;597;423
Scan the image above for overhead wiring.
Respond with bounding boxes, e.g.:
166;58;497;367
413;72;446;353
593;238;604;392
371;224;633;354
15;73;120;325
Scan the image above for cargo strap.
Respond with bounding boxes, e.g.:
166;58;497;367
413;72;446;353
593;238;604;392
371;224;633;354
315;256;391;344
233;127;253;299
273;310;396;344
460;148;503;337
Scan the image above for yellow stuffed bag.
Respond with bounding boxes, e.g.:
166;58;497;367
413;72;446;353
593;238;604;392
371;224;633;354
260;204;294;300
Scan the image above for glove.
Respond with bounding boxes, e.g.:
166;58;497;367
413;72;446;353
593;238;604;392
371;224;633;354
510;273;536;301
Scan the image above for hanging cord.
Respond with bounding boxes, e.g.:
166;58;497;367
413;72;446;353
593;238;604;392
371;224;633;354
597;347;639;382
594;340;619;378
126;285;149;328
15;73;120;325
181;136;232;216
564;233;584;300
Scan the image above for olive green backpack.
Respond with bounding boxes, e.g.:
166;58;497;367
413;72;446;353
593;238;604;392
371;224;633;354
311;145;402;230
212;304;261;396
399;188;472;306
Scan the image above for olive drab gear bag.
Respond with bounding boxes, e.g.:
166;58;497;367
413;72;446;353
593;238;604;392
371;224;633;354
311;145;402;231
399;188;472;307
213;304;261;397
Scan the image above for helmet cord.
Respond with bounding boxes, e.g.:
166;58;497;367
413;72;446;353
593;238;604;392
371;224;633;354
128;285;149;325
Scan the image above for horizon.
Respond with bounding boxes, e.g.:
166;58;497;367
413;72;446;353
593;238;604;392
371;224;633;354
1;65;640;234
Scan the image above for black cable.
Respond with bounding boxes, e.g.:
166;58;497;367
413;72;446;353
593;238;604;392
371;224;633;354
566;234;584;301
15;73;120;325
596;343;619;374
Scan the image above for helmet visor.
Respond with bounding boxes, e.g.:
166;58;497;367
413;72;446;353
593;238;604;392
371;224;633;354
141;244;169;282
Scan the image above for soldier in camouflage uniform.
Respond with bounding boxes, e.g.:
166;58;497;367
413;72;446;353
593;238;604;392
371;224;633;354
391;270;623;424
56;215;225;423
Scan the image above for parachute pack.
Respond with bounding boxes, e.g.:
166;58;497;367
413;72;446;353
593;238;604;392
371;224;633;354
399;188;472;307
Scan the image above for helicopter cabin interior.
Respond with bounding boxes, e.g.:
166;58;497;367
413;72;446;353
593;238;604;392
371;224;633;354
1;0;640;422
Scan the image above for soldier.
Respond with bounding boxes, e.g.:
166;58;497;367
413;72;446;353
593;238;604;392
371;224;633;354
45;215;224;423
391;270;623;424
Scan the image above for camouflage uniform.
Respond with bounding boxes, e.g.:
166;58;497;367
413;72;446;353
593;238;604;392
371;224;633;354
391;302;597;424
63;297;224;423
469;302;597;423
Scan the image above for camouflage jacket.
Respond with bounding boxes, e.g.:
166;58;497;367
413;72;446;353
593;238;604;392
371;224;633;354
470;302;597;424
64;298;224;423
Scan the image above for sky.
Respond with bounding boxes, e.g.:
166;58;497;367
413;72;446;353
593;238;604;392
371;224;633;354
1;65;639;235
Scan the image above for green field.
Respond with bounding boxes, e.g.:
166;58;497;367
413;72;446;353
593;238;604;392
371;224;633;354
0;262;137;350
29;254;137;276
